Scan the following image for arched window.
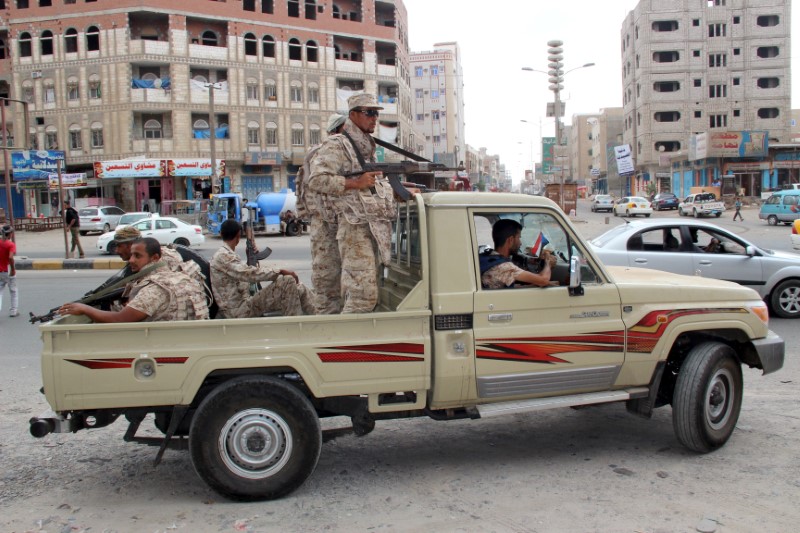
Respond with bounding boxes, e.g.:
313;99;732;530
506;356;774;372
68;123;82;150
291;123;304;146
192;74;208;83
90;121;103;148
306;40;318;62
64;28;78;53
43;80;55;103
264;79;277;101
309;123;321;145
247;120;260;145
288;38;302;61
29;127;39;150
88;74;101;99
307;82;319;104
45;125;58;149
144;119;162;139
86;25;100;52
246;78;259;100
201;30;217;47
40;30;54;56
290;80;302;103
244;33;257;56
193;119;209;130
265;121;277;145
18;32;32;58
22;80;34;103
66;77;79;101
262;35;275;58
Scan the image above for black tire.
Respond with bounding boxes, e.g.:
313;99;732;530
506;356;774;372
645;213;651;218
679;208;685;217
693;209;699;218
614;210;618;217
79;230;87;236
768;215;778;226
189;376;322;501
285;221;301;237
107;241;117;255
103;223;111;233
769;279;800;318
715;213;721;218
174;237;190;246
673;342;743;453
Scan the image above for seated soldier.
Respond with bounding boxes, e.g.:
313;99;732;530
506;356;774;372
58;237;209;322
480;219;557;289
210;219;316;318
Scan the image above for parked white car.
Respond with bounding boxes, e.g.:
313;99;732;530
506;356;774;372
116;211;155;227
612;196;652;217
97;216;204;254
78;206;126;235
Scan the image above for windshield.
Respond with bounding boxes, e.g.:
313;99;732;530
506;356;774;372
589;223;631;248
119;214;147;225
78;209;97;216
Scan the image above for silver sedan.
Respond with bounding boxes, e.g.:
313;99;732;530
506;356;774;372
589;218;800;318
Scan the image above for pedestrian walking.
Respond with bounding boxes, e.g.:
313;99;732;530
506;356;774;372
0;225;18;317
733;196;744;221
62;200;84;258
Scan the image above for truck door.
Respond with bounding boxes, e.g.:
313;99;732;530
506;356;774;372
471;210;626;401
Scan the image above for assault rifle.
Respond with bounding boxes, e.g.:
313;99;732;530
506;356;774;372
243;207;271;293
345;161;454;201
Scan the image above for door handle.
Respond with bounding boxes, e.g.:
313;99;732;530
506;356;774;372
488;313;512;322
698;260;712;265
634;258;648;264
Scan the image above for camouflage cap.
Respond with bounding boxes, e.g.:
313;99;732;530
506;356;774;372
326;113;347;133
347;93;383;111
114;225;141;243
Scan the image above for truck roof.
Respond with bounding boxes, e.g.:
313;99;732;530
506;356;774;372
423;192;559;209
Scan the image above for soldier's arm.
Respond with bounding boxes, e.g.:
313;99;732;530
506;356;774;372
307;143;348;195
58;302;147;323
213;253;279;283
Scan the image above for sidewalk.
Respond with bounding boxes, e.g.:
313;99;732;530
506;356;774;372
10;228;125;270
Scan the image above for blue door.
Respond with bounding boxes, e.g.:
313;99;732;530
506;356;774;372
242;175;274;200
0;187;25;219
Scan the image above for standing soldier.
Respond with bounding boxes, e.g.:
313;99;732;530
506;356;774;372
307;94;407;313
296;113;346;313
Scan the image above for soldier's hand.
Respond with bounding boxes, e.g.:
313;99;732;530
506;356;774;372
345;171;382;190
279;269;300;283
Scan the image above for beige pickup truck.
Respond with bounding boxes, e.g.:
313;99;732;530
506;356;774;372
30;193;784;501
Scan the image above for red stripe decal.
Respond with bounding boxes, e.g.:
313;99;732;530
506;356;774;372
155;357;189;365
66;358;134;370
325;343;424;355
319;352;423;363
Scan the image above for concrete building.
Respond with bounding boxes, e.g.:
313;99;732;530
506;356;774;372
0;0;414;217
409;42;466;168
621;0;791;197
587;108;624;194
568;113;600;187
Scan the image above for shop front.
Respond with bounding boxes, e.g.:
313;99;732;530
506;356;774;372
241;152;282;199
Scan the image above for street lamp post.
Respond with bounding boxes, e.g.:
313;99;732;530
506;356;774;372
204;83;222;194
1;98;30;239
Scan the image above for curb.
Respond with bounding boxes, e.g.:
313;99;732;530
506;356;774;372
16;258;127;271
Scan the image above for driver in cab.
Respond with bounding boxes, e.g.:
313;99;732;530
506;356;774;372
480;219;557;289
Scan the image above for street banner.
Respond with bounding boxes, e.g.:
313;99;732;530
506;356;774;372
167;159;226;177
542;137;556;174
614;144;635;175
48;173;87;189
94;159;166;178
11;150;66;180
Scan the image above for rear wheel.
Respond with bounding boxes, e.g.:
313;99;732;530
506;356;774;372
103;223;111;233
673;342;742;452
715;213;721;218
768;215;778;226
285;221;301;237
770;279;800;318
107;241;117;255
189;376;321;501
174;237;190;246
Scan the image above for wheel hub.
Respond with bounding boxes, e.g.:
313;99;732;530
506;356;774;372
219;408;292;479
706;369;734;430
778;287;800;315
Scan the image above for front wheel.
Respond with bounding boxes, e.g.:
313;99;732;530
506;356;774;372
770;279;800;318
672;342;743;452
768;215;778;226
693;209;699;218
107;241;117;255
189;376;322;501
285;221;301;237
174;237;190;246
645;213;651;217
679;208;685;217
715;213;721;218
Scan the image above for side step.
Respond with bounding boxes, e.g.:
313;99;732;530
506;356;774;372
475;387;650;419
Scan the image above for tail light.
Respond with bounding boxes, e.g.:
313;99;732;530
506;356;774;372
194;227;202;234
91;217;101;222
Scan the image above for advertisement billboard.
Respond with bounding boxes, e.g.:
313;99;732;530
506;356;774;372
707;131;768;158
11;150;66;180
541;137;556;174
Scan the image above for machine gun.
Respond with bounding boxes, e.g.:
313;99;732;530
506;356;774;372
243;206;272;293
345;161;454;201
29;263;162;324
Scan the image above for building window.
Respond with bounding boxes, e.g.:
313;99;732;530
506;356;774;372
265;122;277;145
654;141;680;152
18;32;32;57
733;48;740;56
288;0;299;17
431;89;439;99
757;15;779;27
86;25;100;52
652;20;678;32
17;0;29;8
69;125;82;150
306;40;318;62
433;135;441;145
757;108;779;119
291;123;304;146
264;80;277;100
653;81;680;92
262;35;275;58
262;0;273;14
90;122;103;148
653;51;679;63
144;118;162;139
45;127;57;149
694;78;701;87
709;114;727;128
431;65;439;76
67;81;79;101
247;121;259;145
246;83;259;100
244;33;257;56
654;111;680;122
415;66;423;77
693;50;700;57
201;30;217;46
243;0;255;11
290;81;302;103
756;46;779;58
89;80;101;99
29;129;39;150
733;109;740;117
288;38;302;61
40;30;54;55
415;88;423;98
707;0;725;6
22;84;34;102
708;84;727;98
692;19;700;26
709;53;727;67
307;83;319;104
415;114;422;121
44;85;55;103
694;110;702;118
64;28;78;53
309;124;320;145
757;77;780;89
432;111;440;121
708;23;726;37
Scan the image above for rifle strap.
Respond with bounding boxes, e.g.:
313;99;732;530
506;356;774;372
79;261;166;305
373;137;431;163
342;130;413;201
341;130;370;168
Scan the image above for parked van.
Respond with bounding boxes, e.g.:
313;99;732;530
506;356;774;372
759;189;800;225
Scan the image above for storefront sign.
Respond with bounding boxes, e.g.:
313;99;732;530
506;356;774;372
11;150;66;180
689;133;708;161
94;159;166;178
167;159;225;177
48;173;88;189
708;131;768;158
726;161;770;171
245;152;282;165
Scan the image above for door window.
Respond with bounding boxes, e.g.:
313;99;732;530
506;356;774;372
156;219;177;230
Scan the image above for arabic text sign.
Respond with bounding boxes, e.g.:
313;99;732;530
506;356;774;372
614;144;635;175
94;159;166;178
708;131;768;158
168;159;226;177
11;150;66;180
542;137;556;174
48;173;87;189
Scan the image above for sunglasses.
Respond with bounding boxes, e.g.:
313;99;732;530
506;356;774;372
355;109;380;118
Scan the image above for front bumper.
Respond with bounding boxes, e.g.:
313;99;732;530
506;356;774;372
753;331;785;375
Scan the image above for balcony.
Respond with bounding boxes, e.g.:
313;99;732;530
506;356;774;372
377;64;397;77
129;40;171;56
131;88;171;104
188;44;229;61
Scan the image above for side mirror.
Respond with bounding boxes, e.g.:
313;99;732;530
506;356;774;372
569;256;584;296
745;245;756;257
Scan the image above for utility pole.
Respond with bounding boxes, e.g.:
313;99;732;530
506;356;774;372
205;83;221;194
1;98;31;242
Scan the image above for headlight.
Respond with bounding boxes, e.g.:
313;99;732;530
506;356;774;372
748;302;769;325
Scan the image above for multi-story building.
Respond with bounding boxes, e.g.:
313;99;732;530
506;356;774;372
621;0;791;197
568;113;600;187
0;0;414;216
409;42;465;168
587;108;624;194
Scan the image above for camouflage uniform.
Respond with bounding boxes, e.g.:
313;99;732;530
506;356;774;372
126;266;209;321
481;252;525;289
308;119;396;313
210;243;315;319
